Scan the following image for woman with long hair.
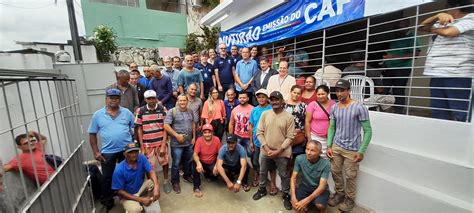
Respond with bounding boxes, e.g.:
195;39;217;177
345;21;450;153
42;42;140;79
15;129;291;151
300;76;318;105
304;85;336;158
201;87;226;140
285;85;307;171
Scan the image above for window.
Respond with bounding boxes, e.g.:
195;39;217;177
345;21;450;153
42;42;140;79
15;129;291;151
146;0;184;14
90;0;139;7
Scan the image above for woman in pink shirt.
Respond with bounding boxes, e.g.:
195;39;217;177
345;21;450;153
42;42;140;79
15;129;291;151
304;85;335;158
201;87;226;140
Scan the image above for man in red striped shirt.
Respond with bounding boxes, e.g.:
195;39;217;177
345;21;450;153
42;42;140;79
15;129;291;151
135;90;172;193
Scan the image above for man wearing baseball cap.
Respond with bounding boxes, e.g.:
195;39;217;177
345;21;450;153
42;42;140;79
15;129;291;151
254;90;295;210
88;88;135;209
216;134;249;193
249;89;278;192
112;143;160;213
326;79;372;211
192;124;221;198
134;90;171;193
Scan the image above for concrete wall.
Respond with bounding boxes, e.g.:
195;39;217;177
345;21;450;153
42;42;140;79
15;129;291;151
81;0;188;48
356;112;473;212
0;53;53;70
20;44;98;63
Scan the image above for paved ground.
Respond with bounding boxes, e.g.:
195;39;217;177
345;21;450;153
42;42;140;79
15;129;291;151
97;172;369;213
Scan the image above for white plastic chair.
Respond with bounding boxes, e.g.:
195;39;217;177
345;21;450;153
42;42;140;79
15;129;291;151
342;75;376;108
314;76;331;90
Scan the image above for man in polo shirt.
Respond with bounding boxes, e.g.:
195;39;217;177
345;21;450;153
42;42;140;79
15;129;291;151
215;43;236;99
106;70;139;113
230;45;241;64
112;143;160;213
192;124;221;198
253;91;295;210
326;79;372;212
88;88;135;209
149;65;173;110
291;140;331;213
162;56;180;107
234;47;258;104
216;134;250;193
420;0;473;121
178;55;205;100
139;66;153;89
194;50;216;99
135;90;171;194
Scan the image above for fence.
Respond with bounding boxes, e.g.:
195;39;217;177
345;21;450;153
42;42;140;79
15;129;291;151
0;69;93;212
260;2;473;122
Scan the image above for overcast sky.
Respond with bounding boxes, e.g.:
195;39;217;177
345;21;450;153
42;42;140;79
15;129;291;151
0;0;85;50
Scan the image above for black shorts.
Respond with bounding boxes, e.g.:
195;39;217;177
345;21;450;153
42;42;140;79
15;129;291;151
295;185;330;206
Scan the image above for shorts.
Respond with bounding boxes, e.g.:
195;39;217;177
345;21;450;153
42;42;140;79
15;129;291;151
296;185;330;206
144;143;169;167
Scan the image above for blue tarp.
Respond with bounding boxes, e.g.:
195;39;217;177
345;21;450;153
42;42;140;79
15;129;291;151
219;0;365;48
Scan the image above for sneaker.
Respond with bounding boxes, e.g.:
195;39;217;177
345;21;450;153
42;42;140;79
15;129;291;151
163;181;172;194
328;193;345;207
282;193;292;210
252;187;267;200
172;183;181;194
183;176;193;183
339;197;355;212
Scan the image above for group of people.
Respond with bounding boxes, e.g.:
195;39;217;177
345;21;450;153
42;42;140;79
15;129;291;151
85;39;374;212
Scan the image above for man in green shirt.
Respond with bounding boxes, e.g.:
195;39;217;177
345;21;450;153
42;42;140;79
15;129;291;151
290;140;331;213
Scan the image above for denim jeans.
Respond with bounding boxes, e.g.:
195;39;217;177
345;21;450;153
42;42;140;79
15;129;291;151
237;136;252;158
170;145;193;184
430;77;471;121
101;152;125;203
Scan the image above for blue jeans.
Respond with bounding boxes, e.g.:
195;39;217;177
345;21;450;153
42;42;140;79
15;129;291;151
171;145;193;184
430;77;471;121
237;136;252;158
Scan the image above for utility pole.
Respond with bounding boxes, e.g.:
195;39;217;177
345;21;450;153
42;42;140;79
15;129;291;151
66;0;82;62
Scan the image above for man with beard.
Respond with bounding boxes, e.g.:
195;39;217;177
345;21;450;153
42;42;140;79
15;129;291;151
326;79;372;212
253;91;295;210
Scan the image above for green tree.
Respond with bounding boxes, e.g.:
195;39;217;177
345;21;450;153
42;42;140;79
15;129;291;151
184;26;220;54
89;25;118;62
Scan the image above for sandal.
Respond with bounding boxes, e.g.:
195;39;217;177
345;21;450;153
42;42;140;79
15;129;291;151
193;188;203;198
252;177;259;187
269;185;278;196
243;184;251;192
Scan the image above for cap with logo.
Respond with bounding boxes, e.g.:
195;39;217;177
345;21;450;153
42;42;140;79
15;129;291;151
202;124;214;132
334;79;351;89
269;91;284;100
106;88;121;97
226;134;238;143
124;143;140;153
144;90;157;98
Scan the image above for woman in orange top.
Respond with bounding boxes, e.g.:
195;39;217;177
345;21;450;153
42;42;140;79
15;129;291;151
201;87;226;140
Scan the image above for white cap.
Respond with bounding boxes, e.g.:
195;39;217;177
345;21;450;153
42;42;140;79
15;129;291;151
144;90;157;98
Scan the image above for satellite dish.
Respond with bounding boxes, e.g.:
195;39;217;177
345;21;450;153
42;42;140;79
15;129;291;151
55;50;71;63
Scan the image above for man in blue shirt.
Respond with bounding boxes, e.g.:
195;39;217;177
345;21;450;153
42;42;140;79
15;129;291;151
234;47;258;105
216;134;250;193
223;88;239;134
138;66;153;89
194;50;216;99
230;45;242;64
88;88;135;210
162;56;180;108
112;143;160;213
214;43;236;99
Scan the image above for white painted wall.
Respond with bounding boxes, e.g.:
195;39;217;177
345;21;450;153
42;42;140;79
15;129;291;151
356;112;473;212
0;53;53;70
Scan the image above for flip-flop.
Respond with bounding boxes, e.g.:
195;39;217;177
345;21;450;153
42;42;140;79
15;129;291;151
193;188;203;198
252;178;259;187
243;185;251;192
269;186;278;196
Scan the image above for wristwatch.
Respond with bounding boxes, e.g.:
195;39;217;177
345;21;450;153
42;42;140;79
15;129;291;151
236;180;242;185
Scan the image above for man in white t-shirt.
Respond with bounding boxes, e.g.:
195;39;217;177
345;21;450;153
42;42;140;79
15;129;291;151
420;0;473;121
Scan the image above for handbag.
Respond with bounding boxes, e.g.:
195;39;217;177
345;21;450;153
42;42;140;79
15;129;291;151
293;131;306;145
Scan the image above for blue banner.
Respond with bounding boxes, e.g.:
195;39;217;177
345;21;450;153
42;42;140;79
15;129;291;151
219;0;365;48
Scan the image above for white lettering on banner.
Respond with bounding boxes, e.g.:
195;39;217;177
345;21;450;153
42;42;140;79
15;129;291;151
219;26;262;47
304;0;351;24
